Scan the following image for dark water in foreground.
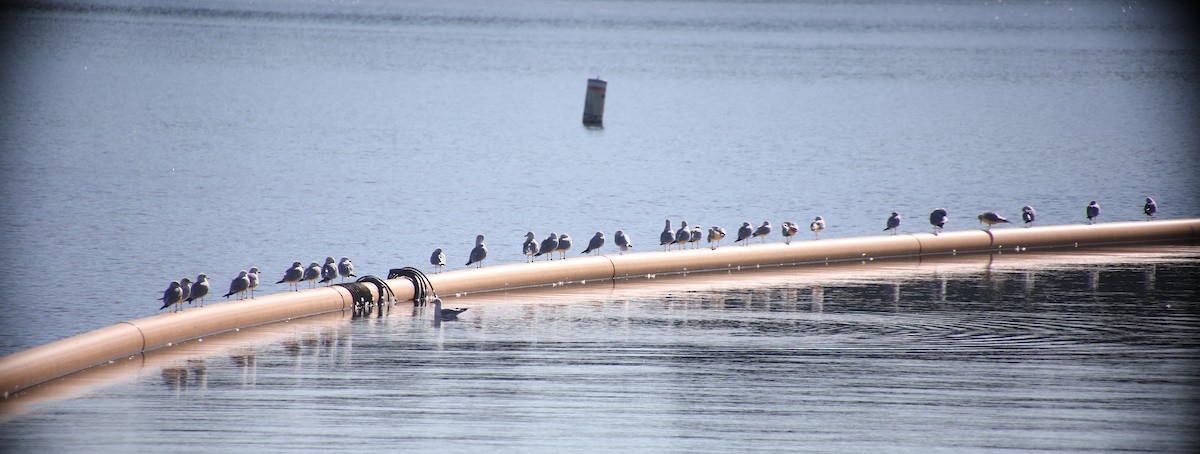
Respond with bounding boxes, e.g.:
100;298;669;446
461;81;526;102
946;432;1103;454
2;247;1198;452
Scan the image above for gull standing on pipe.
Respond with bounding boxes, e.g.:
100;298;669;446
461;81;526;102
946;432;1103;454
556;233;573;259
752;221;772;243
929;208;948;236
660;219;675;251
277;261;303;291
615;230;633;254
302;262;321;289
187;273;210;307
247;266;260;298
1144;197;1157;220
535;233;559;260
430;248;446;273
338;257;356;282
884;212;902;235
319;256;337;285
466;234;488;267
159;281;184;312
582;231;605;255
178;277;192;308
1086;201;1101;224
781;221;798;244
1021;206;1036;227
522;232;538;262
689;225;703;249
810;216;825;240
224;270;250;300
977;211;1010;230
735;221;753;245
673;221;690;250
707;226;726;249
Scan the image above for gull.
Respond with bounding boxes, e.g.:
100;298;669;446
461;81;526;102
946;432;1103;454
556;233;573;259
582;231;605;255
884;212;901;235
752;221;772;243
735;221;753;245
432;297;467;326
660;219;675;251
689;225;703;249
178;277;192;307
186;273;210;307
247;266;260;298
466;234;488;267
535;233;559;260
977;211;1010;230
1021;206;1036;227
338;257;356;282
159;281;184;312
430;248;446;273
673;221;690;249
302;262;321;288
319;256;337;285
781;221;798;245
615;230;633;254
1144;197;1157;220
276;261;304;291
224;270;250;300
707;226;726;249
522;232;539;262
810;216;825;239
929;208;948;235
1086;201;1101;224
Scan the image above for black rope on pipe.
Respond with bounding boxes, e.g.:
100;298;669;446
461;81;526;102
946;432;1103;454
334;281;376;317
387;267;437;306
355;275;396;317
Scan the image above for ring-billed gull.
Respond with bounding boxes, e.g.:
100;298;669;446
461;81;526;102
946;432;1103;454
1021;206;1036;227
319;257;337;285
535;233;559;260
556;233;573;259
1086;201;1101;224
224;270;250;300
707;226;726;249
430;248;446;273
302;262;321;288
432;298;467;326
178;277;192;307
977;211;1010;230
276;261;304;291
466;234;488;267
247;266;260;298
781;221;798;245
338;257;356;282
752;221;772;243
735;221;753;245
523;232;538;262
582;231;605;255
673;221;690;249
929;208;948;235
660;220;675;251
187;273;210;307
884;212;902;235
810;216;825;240
689;225;702;249
159;281;184;312
1144;197;1157;220
615;230;633;254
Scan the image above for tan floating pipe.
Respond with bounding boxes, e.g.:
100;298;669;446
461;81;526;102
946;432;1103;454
2;219;1197;396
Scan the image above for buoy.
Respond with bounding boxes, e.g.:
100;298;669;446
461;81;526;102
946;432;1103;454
582;78;606;126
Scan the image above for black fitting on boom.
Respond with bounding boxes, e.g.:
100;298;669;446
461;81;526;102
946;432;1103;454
387;267;437;306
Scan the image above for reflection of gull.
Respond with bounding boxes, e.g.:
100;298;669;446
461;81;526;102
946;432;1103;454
582;231;605;255
660;220;675;251
277;261;303;291
735;221;753;245
187;273;210;307
159;281;183;312
781;221;798;244
674;221;690;249
319;256;337;284
615;230;632;254
707;226;726;249
752;221;772;243
523;232;538;262
1144;197;1157;220
338;257;356;282
224;270;250;300
1021;206;1036;227
535;233;558;260
689;225;702;248
556;233;572;259
466;234;488;267
977;211;1010;230
302;262;321;288
884;212;901;235
247;266;260;298
430;248;446;273
1086;201;1101;224
810;216;825;239
929;208;948;235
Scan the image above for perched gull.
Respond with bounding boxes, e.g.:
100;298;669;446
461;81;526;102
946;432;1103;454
707;226;726;249
319;256;338;285
1144;197;1157;220
187;273;210;307
432;297;467;325
1086;201;1101;224
159;281;184;312
247;266;260;298
556;233;573;259
810;216;825;240
224;270;250;300
582;231;605;255
276;261;304;291
673;221;691;249
689;225;703;249
1021;206;1036;227
522;232;539;262
302;262;321;288
535;233;559;260
338;257;356;282
735;221;753;245
781;221;798;245
977;211;1010;230
615;230;633;254
929;208;948;235
660;219;675;251
752;221;772;243
178;277;192;307
430;248;446;273
884;212;902;235
466;234;488;267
